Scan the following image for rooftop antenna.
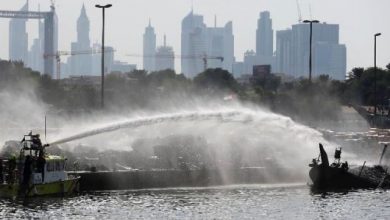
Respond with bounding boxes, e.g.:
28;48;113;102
191;0;194;13
148;17;151;26
50;0;56;11
38;4;41;30
163;34;166;47
296;0;302;23
214;15;217;27
44;115;47;143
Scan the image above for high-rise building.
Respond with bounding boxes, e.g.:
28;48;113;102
143;20;156;72
276;22;346;79
243;50;257;74
232;61;244;77
90;44;115;76
181;11;234;77
9;1;29;65
68;4;92;76
256;11;273;57
48;4;59;77
288;23;346;79
181;11;207;77
275;29;292;74
28;17;45;73
155;35;175;71
239;11;275;75
313;42;346;80
206;21;234;73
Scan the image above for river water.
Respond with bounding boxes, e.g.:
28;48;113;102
1;184;389;219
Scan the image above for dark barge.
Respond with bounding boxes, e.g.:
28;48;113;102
309;143;390;190
69;166;302;191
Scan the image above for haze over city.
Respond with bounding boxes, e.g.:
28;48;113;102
1;0;390;218
0;0;389;73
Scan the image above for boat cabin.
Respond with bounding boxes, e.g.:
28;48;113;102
0;133;68;185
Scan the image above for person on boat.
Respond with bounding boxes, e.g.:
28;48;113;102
22;155;33;186
341;161;349;171
31;134;42;153
0;158;3;183
8;155;17;184
37;151;46;182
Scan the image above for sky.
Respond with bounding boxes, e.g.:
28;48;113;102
0;0;389;73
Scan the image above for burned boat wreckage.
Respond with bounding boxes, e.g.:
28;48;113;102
309;143;390;190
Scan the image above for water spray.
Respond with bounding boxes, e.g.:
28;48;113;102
49;110;247;145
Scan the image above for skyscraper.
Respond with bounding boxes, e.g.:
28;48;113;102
206;21;234;72
256;11;273;57
275;29;292;74
181;11;207;77
143;20;156;72
239;11;275;75
68;4;92;76
28;16;44;73
313;42;346;80
9;1;29;65
276;22;346;80
155;35;175;71
181;11;234;77
90;44;114;76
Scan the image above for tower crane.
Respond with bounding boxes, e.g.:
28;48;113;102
43;49;115;79
296;0;302;23
126;53;224;72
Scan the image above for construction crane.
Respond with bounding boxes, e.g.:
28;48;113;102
43;49;114;79
126;53;224;72
296;0;302;23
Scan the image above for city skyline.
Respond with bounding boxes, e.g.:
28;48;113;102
0;0;389;74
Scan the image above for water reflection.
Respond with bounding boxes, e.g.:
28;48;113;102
0;185;389;219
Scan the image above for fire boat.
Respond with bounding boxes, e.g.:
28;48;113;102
0;133;80;198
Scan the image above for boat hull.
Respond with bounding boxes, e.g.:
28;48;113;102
309;165;376;190
0;177;80;198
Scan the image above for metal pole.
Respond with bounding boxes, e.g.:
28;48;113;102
304;20;319;82
309;22;313;82
101;8;105;109
374;33;381;116
379;144;388;165
96;4;112;109
374;35;377;116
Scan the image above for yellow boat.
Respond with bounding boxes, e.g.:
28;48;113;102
0;133;80;198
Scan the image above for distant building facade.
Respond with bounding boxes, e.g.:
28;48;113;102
276;22;347;80
181;11;234;77
232;60;244;78
68;4;92;76
155;35;175;71
256;11;273;57
233;11;275;77
143;20;156;72
275;29;292;75
9;1;29;65
253;65;271;79
10;2;58;75
28;17;44;73
112;61;137;73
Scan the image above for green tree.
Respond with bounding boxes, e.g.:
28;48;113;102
193;68;239;94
